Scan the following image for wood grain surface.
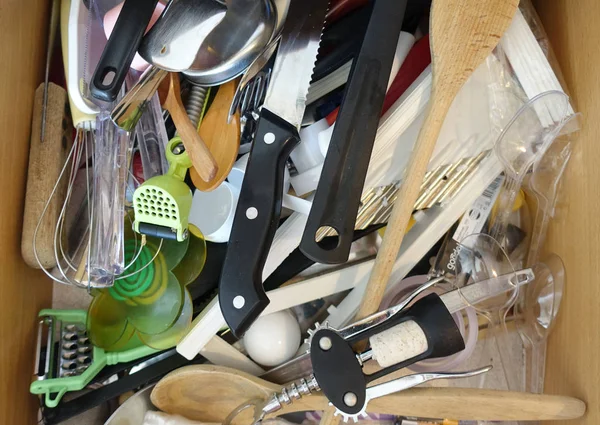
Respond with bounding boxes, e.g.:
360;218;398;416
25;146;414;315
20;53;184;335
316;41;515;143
21;83;72;269
0;0;54;424
151;365;585;423
159;73;218;183
0;0;597;423
190;80;241;192
532;0;600;423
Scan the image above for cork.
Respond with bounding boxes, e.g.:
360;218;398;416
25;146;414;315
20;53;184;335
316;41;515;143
370;320;429;368
21;83;73;268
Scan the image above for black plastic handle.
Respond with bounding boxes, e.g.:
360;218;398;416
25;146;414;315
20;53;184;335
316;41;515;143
310;294;464;416
361;294;465;383
218;108;300;338
299;0;408;264
90;0;159;102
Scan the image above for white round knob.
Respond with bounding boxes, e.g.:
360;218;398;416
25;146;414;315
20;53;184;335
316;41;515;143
243;310;301;367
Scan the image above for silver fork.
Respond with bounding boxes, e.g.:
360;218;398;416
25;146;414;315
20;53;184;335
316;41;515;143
240;69;272;119
238;69;272;154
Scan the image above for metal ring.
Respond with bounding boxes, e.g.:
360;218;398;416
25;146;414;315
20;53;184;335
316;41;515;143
223;398;266;425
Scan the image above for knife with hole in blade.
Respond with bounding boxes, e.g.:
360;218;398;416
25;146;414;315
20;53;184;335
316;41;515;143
218;0;330;338
300;0;409;264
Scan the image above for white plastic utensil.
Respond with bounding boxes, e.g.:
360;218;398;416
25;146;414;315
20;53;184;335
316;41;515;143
67;0;101;115
189;182;239;243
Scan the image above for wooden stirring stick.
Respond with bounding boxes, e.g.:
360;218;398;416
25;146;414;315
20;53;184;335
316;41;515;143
158;73;218;182
354;0;520;321
150;365;585;423
190;79;241;192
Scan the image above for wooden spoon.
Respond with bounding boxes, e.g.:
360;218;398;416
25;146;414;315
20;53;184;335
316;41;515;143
158;73;218;182
190;79;241;191
150;365;585;423
354;0;520;321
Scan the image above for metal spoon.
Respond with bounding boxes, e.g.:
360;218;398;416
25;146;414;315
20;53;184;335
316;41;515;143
140;0;277;86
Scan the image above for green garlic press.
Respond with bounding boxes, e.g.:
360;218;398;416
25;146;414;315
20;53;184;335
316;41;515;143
133;137;192;241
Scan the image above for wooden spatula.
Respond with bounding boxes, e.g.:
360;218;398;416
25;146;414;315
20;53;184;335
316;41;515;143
190;80;241;192
150;365;585;423
158;73;218;182
354;0;520;320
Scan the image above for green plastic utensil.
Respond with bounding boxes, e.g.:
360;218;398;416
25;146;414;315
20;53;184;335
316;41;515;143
133;137;193;241
30;309;159;408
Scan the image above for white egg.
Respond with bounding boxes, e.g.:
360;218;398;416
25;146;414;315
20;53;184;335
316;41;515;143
243;310;301;367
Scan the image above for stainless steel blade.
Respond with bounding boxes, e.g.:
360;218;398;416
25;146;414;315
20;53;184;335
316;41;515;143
261;268;534;384
262;0;330;129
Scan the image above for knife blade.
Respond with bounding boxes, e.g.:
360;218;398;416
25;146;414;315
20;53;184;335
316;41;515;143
260;268;534;384
218;0;331;338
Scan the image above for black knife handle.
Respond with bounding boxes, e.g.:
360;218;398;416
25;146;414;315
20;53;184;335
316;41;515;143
218;108;300;338
299;0;408;264
91;0;159;102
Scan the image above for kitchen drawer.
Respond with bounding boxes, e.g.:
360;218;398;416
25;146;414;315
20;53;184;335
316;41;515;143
0;0;597;424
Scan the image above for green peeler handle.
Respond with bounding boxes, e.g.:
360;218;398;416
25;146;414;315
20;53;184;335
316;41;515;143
106;344;162;365
166;137;193;181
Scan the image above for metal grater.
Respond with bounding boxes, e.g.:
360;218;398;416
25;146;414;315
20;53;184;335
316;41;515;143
34;315;92;381
59;323;93;378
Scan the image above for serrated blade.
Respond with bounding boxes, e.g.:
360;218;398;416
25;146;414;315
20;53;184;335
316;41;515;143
263;0;330;129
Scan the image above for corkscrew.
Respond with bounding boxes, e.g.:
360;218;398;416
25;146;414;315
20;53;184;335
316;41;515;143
223;273;519;424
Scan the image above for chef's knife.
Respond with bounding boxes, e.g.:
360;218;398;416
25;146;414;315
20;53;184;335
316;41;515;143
218;0;331;338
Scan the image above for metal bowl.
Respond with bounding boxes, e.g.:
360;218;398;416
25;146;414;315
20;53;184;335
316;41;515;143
140;0;277;86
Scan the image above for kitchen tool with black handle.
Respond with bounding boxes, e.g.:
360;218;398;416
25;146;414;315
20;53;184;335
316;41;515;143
218;109;300;336
300;0;408;264
218;0;330;338
91;0;159;102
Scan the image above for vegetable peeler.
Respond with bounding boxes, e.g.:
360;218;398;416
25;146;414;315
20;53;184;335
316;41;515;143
30;309;159;408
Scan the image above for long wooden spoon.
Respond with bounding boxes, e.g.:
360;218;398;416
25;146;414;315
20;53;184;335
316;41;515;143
150;365;585;423
354;0;520;320
190;79;241;191
158;73;219;182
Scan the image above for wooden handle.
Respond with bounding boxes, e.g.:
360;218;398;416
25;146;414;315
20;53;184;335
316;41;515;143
22;83;73;269
169;101;218;182
319;408;343;425
355;97;449;320
164;73;218;182
353;0;520;320
151;365;585;423
275;387;586;422
190;79;241;192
